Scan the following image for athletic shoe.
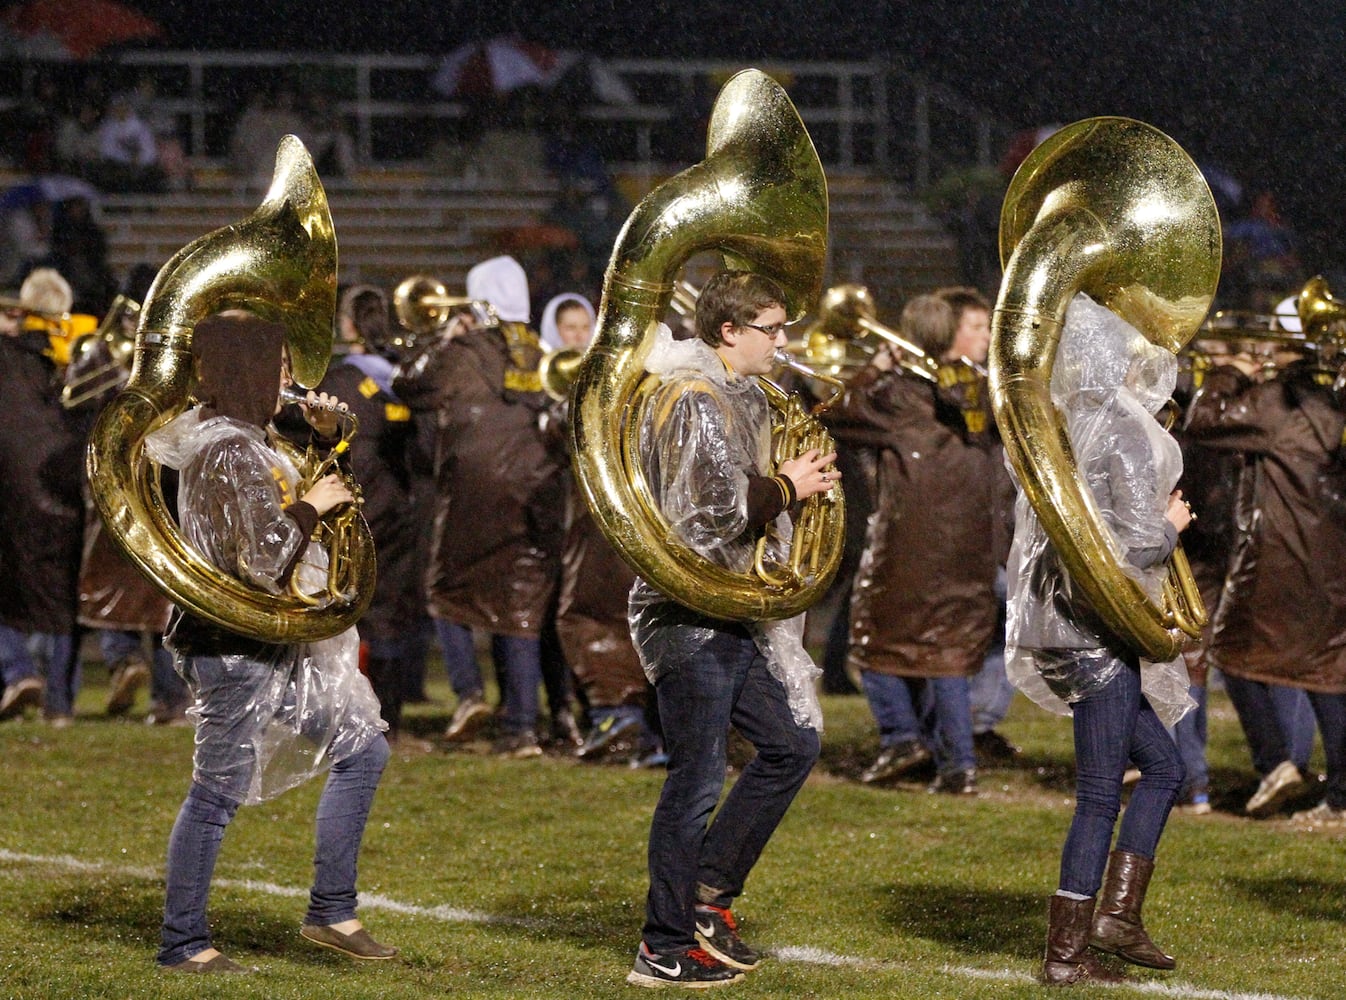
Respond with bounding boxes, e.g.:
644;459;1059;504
492;731;543;759
578;709;643;761
1289;801;1346;828
625;941;743;988
1181;790;1212;816
0;676;43;720
694;904;761;971
1246;760;1305;816
859;739;931;784
444;694;492;742
973;729;1021;763
106;658;150;716
928;768;978;795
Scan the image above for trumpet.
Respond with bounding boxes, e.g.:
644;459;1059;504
392;274;498;348
538;345;584;402
275;387;364;606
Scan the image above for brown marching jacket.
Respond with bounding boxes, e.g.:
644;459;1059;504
824;364;1003;678
1183;364;1346;693
0;334;89;634
394;324;563;637
555;479;645;708
311;359;422;640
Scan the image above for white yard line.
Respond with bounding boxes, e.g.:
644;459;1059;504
0;849;1309;1000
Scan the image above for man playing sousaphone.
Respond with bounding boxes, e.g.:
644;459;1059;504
625;270;838;988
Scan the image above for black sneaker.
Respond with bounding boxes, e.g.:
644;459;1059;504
973;729;1021;763
626;942;743;988
928;768;978;795
694;904;760;971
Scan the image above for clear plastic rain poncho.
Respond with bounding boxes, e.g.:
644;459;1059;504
1004;293;1194;727
628;324;823;731
145;408;386;804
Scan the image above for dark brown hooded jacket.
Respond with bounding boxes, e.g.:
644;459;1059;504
824;364;1001;678
394;324;563;637
1183;363;1346;693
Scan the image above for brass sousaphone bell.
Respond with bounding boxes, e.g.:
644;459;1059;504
569;69;844;621
990;117;1221;661
87;136;375;643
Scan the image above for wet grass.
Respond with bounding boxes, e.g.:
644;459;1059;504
0;667;1342;999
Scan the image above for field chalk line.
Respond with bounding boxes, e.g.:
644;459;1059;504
0;849;1307;1000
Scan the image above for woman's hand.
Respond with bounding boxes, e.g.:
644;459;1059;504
778;448;840;501
1165;489;1193;533
301;473;353;516
299;390;348;437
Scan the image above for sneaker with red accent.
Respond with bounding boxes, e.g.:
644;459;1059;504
693;904;761;971
625;941;744;988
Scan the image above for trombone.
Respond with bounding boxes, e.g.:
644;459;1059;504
807;284;940;383
61;295;141;408
392;274;498;349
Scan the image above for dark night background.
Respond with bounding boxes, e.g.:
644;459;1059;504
131;0;1346;272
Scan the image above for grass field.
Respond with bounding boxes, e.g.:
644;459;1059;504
1;663;1342;1000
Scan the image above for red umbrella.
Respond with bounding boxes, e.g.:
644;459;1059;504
432;37;564;99
1;0;162;60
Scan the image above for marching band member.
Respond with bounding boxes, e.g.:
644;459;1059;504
1006;294;1191;985
1184;342;1346;827
394;255;565;756
0;268;86;725
147;313;393;972
305;284;422;746
826;294;998;793
625;270;836;988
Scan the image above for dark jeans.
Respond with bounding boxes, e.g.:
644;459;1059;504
0;623;39;687
158;735;389;966
1059;659;1184;897
643;623;819;954
1305;691;1346;809
861;671;975;774
435;620;541;735
1221;672;1316;775
1172;683;1208;796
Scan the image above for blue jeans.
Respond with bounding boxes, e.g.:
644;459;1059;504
1221;673;1316;775
1172;683;1208;796
1058;659;1184;897
1305;692;1346;810
435;620;540;735
29;632;80;717
0;623;39;688
643;621;819;954
861;671;975;774
158;735;390;966
970;573;1013;734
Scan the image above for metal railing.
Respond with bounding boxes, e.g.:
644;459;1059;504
4;52;1008;189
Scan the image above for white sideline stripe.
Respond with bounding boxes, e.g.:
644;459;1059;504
0;850;1307;1000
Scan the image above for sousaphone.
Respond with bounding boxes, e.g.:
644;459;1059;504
991;117;1221;661
87;136;375;643
569;69;842;621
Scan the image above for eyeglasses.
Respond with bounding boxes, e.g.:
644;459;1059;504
740;321;790;337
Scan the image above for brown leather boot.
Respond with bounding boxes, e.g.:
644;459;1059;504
1090;849;1175;969
1041;894;1125;985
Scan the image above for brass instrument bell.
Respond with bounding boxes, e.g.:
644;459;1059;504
990;116;1220;661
